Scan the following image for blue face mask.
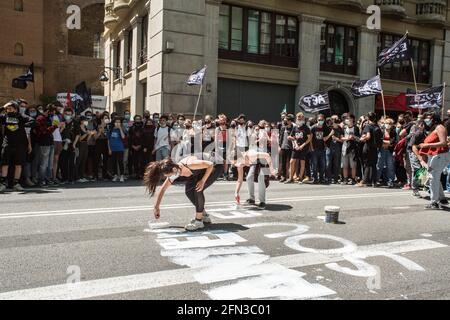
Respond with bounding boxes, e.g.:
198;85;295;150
30;112;37;118
424;119;433;127
64;115;73;122
168;169;181;183
318;120;324;126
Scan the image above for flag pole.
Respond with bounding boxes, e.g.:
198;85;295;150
442;82;446;121
378;68;386;119
193;83;203;121
32;81;36;104
410;58;421;115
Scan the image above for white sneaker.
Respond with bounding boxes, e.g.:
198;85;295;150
13;183;24;192
202;212;212;224
76;179;87;183
185;219;205;231
112;175;119;182
0;184;6;193
120;175;125;183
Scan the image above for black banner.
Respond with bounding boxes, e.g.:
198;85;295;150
298;91;330;113
377;34;411;67
406;85;444;109
351;75;382;98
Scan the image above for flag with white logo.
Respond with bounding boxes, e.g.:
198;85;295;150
351;75;383;98
298;91;330;113
377;34;411;67
187;66;207;86
406;85;444;109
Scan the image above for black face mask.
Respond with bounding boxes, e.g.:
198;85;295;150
144;115;150;119
7;112;18;117
135;121;143;126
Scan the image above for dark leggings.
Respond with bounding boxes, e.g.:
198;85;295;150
94;139;109;179
363;148;378;184
185;164;224;213
111;151;124;176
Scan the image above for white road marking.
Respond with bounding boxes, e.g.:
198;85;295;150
0;192;412;220
420;233;433;238
0;239;445;300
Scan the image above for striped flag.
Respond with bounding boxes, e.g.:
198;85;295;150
187;66;207;86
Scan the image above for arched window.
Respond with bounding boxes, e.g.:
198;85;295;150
14;43;24;56
14;0;24;11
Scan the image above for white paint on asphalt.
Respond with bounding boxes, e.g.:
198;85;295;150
0;238;445;300
0;192;412;219
420;233;433;238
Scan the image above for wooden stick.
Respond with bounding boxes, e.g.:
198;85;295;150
193;83;203;121
410;58;420;115
442;82;446;121
378;68;386;119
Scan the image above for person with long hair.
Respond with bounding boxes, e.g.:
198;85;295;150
419;112;450;210
144;156;224;231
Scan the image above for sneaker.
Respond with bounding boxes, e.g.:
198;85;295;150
13;183;25;192
0;184;6;193
402;184;411;190
388;183;395;188
284;179;294;184
424;202;442;210
357;182;367;188
302;177;310;183
440;199;449;205
412;190;421;198
38;182;48;188
246;199;256;205
76;179;87;183
258;202;266;209
24;178;35;187
120;175;125;183
185;219;205;231
112;175;119;182
279;177;286;183
202;213;212;224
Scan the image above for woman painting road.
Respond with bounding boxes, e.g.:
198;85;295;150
144;156;224;231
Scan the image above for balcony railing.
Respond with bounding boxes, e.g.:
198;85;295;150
374;0;406;17
416;0;447;26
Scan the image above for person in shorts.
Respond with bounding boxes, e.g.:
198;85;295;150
287;112;311;183
0;101;31;192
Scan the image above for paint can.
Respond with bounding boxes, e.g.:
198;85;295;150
324;206;340;224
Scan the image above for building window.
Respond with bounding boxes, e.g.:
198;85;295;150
93;34;104;59
378;33;430;84
115;40;121;80
14;0;23;11
218;3;298;68
320;22;358;75
126;29;133;73
140;15;148;65
14;43;24;56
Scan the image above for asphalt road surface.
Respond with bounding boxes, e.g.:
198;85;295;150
0;180;450;300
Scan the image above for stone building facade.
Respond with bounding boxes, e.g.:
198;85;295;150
104;0;450;121
0;0;105;106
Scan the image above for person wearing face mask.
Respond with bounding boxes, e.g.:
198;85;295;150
278;114;295;183
202;115;215;153
108;118;127;183
408;120;427;197
171;114;186;150
398;111;415;190
286;112;311;184
152;113;160;125
376;118;397;188
235;115;249;163
0;101;32;192
142;115;156;165
129;115;145;179
143;111;152;125
33;108;58;187
310;114;333;184
327;118;344;184
59;108;80;185
73;116;90;184
419;112;450;210
144;156;224;231
358;112;382;187
84;111;98;182
340;114;360;185
94;114;112;181
153;115;172;161
214;114;230;180
22;105;39;186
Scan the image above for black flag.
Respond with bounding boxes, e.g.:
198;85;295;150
377;34;411;67
351;75;383;98
12;78;28;89
75;81;92;114
406;85;444;110
299;91;330;113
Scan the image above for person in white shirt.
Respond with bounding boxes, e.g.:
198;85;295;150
153;115;171;161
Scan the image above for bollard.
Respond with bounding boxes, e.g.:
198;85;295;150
324;206;340;224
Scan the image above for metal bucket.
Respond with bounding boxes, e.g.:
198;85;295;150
325;206;340;224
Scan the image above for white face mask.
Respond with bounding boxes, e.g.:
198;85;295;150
385;124;391;130
297;120;305;126
168;169;181;183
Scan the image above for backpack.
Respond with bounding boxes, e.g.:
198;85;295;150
373;125;384;149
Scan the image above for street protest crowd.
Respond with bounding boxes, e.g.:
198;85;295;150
2;98;450;210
